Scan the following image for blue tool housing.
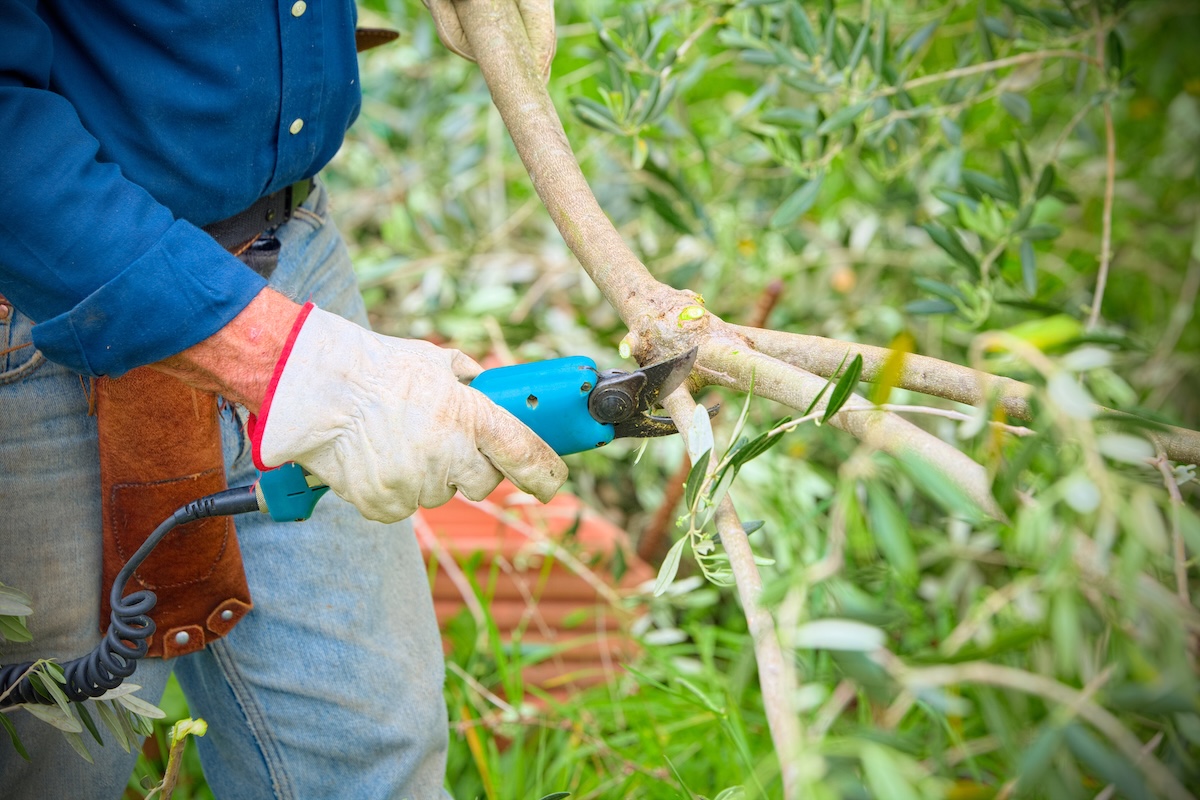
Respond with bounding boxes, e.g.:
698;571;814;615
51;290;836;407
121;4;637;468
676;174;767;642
469;356;615;455
256;462;329;522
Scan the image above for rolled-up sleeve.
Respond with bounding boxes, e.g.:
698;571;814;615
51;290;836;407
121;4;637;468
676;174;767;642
0;0;266;377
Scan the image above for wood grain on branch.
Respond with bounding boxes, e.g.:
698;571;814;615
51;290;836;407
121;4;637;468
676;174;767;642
453;0;686;322
639;282;785;563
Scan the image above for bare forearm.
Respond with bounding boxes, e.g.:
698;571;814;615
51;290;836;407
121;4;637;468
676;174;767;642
153;289;302;414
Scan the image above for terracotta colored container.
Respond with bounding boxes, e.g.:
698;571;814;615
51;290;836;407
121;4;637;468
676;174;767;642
416;481;651;697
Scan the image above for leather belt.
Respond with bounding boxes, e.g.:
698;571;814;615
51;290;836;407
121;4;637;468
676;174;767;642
202;178;314;255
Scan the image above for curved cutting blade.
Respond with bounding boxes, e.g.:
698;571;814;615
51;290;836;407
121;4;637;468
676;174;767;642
595;346;714;441
632;346;698;413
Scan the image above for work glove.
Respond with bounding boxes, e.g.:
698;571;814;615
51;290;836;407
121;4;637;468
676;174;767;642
424;0;556;82
249;305;568;523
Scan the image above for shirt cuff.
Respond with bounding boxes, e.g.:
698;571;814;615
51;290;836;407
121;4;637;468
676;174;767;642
31;219;268;377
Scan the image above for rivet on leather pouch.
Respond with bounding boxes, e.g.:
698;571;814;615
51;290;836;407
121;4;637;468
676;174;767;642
207;598;253;636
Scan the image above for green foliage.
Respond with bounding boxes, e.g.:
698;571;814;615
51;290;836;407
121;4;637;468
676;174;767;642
1;670;163;767
1;581;166;768
332;0;1200;797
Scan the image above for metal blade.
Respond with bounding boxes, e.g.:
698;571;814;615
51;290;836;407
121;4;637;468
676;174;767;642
588;346;705;440
612;403;719;441
631;346;698;414
587;346;698;425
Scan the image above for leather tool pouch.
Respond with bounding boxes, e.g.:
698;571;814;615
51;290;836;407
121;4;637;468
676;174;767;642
97;370;252;658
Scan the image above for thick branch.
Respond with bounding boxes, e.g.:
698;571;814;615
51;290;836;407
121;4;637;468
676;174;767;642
735;325;1200;465
697;340;1006;520
455;0;688;325
733;325;1033;415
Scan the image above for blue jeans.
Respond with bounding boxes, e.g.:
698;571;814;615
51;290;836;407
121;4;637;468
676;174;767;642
0;182;450;799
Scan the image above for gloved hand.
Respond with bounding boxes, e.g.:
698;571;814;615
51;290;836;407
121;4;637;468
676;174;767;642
424;0;556;82
248;304;568;523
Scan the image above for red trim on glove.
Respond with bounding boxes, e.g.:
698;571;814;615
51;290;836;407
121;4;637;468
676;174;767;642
248;302;315;471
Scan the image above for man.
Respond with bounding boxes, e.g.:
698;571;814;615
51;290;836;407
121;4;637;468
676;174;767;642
0;1;562;797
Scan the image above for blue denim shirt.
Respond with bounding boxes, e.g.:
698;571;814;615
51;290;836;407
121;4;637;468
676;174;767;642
0;0;362;377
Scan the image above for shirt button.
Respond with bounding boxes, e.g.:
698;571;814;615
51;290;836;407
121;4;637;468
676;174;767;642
289;118;304;135
291;1;306;17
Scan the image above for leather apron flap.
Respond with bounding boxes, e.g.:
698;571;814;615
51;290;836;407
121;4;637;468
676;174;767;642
97;368;252;659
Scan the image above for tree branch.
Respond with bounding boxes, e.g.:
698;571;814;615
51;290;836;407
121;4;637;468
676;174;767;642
875;49;1102;99
1087;5;1117;332
733;325;1200;464
1088;99;1117;331
1151;454;1192;607
454;0;692;327
453;0;1200;469
661;389;806;800
730;325;1033;415
695;340;1005;519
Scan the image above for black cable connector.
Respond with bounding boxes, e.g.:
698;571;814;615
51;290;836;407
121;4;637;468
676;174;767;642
0;485;259;708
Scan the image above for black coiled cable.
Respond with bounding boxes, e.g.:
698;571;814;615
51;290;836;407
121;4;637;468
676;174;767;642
0;486;260;708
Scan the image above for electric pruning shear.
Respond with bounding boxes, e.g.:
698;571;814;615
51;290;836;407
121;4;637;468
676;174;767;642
254;347;714;522
0;348;711;708
470;346;702;455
